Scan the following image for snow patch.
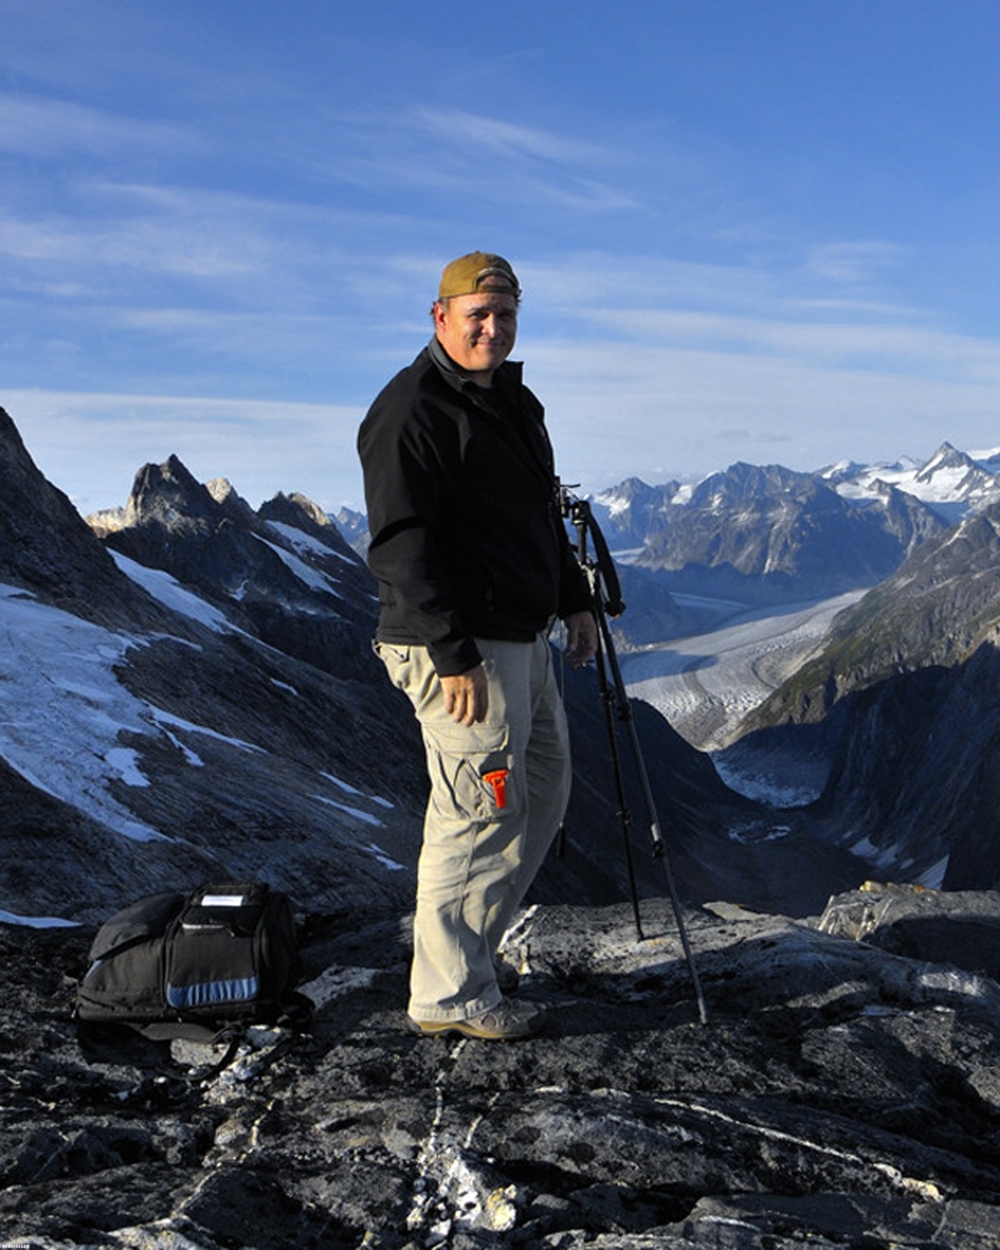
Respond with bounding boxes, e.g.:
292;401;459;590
105;746;149;788
366;842;406;871
266;520;360;565
313;794;385;827
252;532;343;598
0;583;267;844
322;771;394;809
915;857;949;890
111;551;243;634
0;910;81;929
150;708;268;755
0;585;166;841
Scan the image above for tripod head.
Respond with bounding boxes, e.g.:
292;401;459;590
558;485;626;618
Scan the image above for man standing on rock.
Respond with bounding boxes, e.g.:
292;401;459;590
358;251;598;1040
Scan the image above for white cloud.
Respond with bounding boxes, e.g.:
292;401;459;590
573;307;1000;381
302;104;641;213
0;91;196;159
805;240;909;284
4;390;367;516
527;332;1000;492
413;106;616;167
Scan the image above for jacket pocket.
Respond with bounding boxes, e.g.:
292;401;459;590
374;640;412;689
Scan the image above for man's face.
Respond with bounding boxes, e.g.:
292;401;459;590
433;290;518;381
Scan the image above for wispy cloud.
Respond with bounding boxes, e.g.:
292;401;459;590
0;91;196;159
302;104;640;213
412;106;614;166
0;208;256;278
575;307;1000;380
805;240;909;284
6;390;368;514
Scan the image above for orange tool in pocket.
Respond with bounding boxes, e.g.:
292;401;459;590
483;768;509;809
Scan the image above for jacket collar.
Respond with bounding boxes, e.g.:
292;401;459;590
427;336;523;394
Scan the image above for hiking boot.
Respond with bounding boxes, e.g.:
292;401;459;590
407;997;545;1041
494;958;520;994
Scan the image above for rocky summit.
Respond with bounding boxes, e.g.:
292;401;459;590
5;401;1000;1248
4;886;1000;1249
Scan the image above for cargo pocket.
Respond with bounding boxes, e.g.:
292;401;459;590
425;720;516;823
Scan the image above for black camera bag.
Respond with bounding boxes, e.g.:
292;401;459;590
76;881;309;1042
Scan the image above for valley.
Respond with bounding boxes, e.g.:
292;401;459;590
620;588;866;752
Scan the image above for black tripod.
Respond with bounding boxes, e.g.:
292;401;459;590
562;490;709;1026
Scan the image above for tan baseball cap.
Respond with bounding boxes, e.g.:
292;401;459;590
438;251;521;301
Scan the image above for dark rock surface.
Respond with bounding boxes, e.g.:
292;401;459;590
798;643;1000;891
4;887;1000;1248
726;498;1000;891
0;407;171;632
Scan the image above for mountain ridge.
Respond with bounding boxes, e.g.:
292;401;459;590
2;404;865;928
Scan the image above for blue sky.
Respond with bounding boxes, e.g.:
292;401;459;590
3;1;1000;514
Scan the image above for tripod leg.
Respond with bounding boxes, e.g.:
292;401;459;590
568;496;708;1023
596;594;710;1026
593;643;644;941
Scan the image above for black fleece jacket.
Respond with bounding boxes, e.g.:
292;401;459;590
358;339;592;676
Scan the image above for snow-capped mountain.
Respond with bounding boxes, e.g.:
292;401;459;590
587;442;1000;610
588;475;680;550
591;462;944;607
820;440;1000;524
2;405;807;925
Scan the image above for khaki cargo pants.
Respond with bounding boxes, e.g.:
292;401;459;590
376;634;572;1022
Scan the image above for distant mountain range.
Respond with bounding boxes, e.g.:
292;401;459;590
4;398;1000;918
820;441;1000;524
587;442;1000;613
5;404;856;927
593;441;1000;546
587;441;1000;892
338;441;1000;625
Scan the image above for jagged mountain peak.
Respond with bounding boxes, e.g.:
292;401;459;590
916;440;979;482
124;453;222;532
595;475;659;507
88;455;380;681
0;406;160;629
333;504;370;555
258;490;356;558
637;458;917;597
688;461;824;508
205;476;257;523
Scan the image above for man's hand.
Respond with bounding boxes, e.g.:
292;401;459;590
441;663;489;725
563;610;598;668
